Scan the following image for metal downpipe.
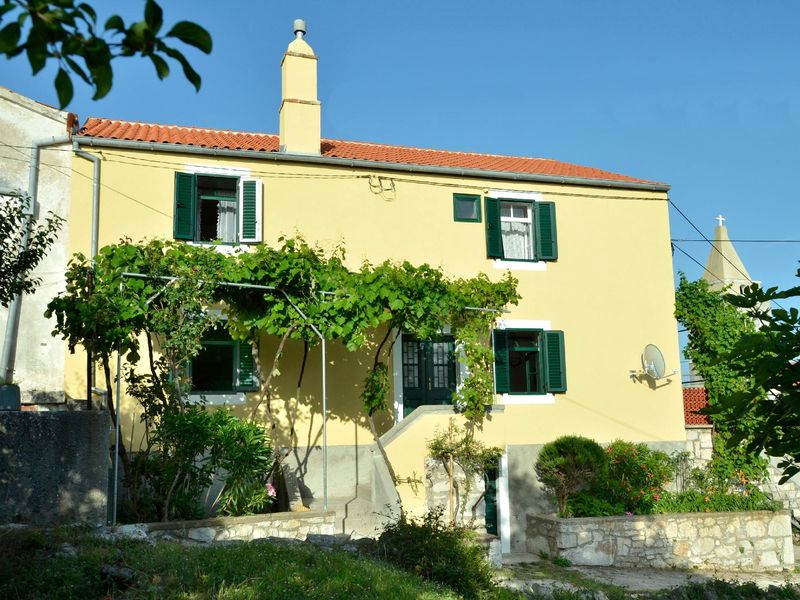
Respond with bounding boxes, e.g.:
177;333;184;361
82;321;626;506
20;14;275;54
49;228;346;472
74;149;101;408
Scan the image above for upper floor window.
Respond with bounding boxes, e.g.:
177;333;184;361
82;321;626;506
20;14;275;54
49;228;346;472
485;197;557;262
173;172;263;244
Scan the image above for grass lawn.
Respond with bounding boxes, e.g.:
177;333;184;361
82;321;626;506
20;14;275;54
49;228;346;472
0;526;486;600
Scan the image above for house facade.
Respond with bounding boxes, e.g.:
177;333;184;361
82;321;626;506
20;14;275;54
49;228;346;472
63;27;684;549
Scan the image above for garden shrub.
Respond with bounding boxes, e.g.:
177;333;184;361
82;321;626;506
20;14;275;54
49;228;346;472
694;431;769;494
564;491;625;518
535;435;607;515
374;507;495;599
652;489;780;514
604;440;673;514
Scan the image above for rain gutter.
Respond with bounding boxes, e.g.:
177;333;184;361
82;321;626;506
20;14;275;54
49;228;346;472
73;137;671;193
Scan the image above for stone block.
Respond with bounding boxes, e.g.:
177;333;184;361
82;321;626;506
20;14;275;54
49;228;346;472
188;527;216;543
768;516;790;537
745;520;766;538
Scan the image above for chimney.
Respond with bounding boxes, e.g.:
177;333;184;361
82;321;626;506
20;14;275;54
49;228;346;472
279;19;321;155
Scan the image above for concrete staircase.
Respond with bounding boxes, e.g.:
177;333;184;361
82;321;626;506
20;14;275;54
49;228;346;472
291;444;400;539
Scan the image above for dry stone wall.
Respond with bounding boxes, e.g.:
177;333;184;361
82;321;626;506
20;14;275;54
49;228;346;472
527;510;793;572
134;511;336;543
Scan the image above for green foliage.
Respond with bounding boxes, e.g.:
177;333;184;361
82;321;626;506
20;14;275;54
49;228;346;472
564;491;625;518
0;0;212;107
604;440;673;514
652;489;780;514
375;507;496;599
0;528;468;600
212;415;276;516
694;431;769;494
673;274;762;429
535;436;607;515
0;194;64;309
362;361;391;416
721;271;800;483
649;580;800;600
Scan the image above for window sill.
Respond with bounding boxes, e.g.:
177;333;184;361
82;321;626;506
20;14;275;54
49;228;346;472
186;242;254;255
492;259;546;272
187;392;248;406
500;393;555;405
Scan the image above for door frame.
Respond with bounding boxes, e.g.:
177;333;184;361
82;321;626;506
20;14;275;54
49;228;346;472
392;329;466;423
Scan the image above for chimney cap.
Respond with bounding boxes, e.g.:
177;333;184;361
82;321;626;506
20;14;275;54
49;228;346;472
293;19;307;38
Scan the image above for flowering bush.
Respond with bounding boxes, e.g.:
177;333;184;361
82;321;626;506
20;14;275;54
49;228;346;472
604;440;673;514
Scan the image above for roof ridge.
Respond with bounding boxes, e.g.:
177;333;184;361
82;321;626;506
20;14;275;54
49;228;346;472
83;117;560;163
83;117;277;138
320;135;557;163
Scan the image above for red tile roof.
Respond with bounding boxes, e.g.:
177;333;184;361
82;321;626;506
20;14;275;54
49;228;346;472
78;118;664;187
683;387;712;426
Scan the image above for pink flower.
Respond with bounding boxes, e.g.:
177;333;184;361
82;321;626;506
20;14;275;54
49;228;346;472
267;483;277;498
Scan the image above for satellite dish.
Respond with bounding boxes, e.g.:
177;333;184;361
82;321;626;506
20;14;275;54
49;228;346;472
642;344;666;380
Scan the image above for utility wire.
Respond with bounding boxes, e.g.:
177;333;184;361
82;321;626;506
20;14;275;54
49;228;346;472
672;239;800;244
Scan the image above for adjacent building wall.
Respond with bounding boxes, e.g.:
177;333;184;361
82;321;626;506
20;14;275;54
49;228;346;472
0;87;73;403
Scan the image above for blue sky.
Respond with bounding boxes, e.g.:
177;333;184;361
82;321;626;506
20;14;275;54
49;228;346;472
4;0;800;297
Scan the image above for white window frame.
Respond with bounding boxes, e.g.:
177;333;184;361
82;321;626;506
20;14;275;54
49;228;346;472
181;164;262;246
494;318;555;405
487;189;547;271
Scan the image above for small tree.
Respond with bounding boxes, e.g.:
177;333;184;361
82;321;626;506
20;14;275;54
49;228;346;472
535;435;606;515
0;194;64;308
721;272;800;482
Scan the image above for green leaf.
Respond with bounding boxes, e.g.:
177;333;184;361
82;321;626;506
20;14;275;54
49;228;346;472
104;14;125;32
55;67;73;108
144;0;163;33
149;53;169;79
166;21;212;53
77;3;97;23
163;46;201;91
90;62;113;99
0;22;20;53
64;56;91;85
25;40;48;74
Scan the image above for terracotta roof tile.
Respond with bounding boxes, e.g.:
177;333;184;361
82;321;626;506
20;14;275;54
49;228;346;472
683;387;712;426
78;118;664;186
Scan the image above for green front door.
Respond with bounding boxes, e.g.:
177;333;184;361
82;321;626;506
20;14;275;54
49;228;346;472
401;336;456;418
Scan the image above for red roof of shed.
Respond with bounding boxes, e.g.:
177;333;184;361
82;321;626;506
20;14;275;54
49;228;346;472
683;387;712;426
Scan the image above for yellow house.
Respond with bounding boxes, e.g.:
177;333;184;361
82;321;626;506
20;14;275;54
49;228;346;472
66;23;684;551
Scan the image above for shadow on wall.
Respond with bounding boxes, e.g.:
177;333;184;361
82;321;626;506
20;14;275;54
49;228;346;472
0;411;110;525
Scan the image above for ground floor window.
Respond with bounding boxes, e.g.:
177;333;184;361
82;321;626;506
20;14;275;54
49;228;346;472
189;325;259;393
493;328;566;394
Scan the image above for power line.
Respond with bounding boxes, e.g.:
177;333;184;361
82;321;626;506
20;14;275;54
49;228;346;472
668;199;789;312
672;239;800;244
671;242;726;286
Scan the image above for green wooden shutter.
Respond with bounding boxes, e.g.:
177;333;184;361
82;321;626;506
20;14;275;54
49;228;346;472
484;197;503;258
543;330;567;393
173;172;196;240
236;341;259;391
534;201;558;260
239;178;262;243
493;329;510;393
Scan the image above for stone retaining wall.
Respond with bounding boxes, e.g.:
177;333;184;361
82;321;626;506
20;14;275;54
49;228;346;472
527;510;793;572
127;511;336;544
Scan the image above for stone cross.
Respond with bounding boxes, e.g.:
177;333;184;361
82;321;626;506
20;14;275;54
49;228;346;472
715;214;726;227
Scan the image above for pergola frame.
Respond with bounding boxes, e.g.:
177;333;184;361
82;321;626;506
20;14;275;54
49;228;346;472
111;271;331;524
